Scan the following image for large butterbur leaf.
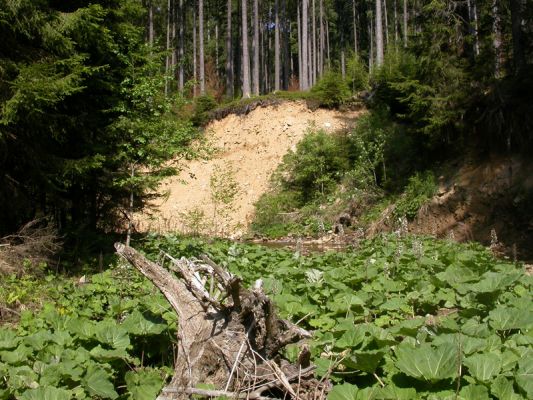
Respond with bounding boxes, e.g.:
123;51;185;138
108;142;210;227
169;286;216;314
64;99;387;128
515;358;533;398
469;271;522;293
18;386;72;400
94;320;130;350
81;365;119;399
327;383;361;400
489;307;533;331
394;342;457;382
125;368;164;400
463;353;501;382
122;310;167;335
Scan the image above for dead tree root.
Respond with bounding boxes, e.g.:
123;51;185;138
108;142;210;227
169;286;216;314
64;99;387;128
115;243;329;400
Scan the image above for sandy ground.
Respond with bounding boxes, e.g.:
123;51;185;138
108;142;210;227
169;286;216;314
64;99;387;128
135;101;363;237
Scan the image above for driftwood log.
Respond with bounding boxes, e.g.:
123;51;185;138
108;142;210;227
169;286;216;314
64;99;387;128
114;243;329;400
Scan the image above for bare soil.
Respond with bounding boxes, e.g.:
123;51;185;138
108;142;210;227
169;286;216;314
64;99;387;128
368;154;533;261
135;101;363;237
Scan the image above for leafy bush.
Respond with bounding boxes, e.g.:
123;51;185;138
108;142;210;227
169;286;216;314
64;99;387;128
394;171;437;220
345;52;369;93
311;71;351;108
280;130;350;201
191;95;218;126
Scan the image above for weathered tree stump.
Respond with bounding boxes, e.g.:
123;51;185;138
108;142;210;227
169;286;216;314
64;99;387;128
115;243;328;400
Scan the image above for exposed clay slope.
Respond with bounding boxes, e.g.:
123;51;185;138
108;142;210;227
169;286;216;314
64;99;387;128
368;155;533;260
136;101;363;236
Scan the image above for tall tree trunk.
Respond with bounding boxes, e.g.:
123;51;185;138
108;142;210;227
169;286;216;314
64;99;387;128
369;11;374;71
282;0;289;89
467;0;480;57
193;8;198;96
341;49;346;79
165;0;171;96
178;0;185;91
253;0;260;95
226;0;234;98
301;0;309;90
148;0;154;47
510;0;525;74
297;5;302;87
492;0;503;78
403;0;407;46
199;0;206;94
312;0;317;86
383;0;389;48
326;17;330;68
241;0;252;98
172;0;177;68
353;0;358;55
394;0;398;46
319;0;324;75
375;0;384;66
274;0;281;90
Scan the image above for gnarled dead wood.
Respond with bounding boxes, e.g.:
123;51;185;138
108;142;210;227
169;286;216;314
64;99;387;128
115;243;326;400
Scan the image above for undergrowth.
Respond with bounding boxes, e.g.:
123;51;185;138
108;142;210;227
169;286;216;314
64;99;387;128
2;234;530;399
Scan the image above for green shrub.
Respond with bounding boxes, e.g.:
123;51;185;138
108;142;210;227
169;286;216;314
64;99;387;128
191;95;218;126
280;130;350;201
311;71;351;108
394;171;436;220
346;52;369;93
252;191;301;232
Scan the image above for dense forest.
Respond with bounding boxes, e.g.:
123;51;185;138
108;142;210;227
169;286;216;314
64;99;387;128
1;0;532;240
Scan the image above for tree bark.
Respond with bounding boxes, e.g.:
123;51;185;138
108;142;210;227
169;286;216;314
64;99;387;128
319;0;324;75
492;0;503;78
274;0;280;91
312;0;317;86
253;0;260;95
193;8;198;96
301;0;309;90
148;0;154;47
165;0;171;96
178;0;185;91
353;0;358;55
242;0;252;98
226;0;234;98
115;243;323;400
375;0;384;66
510;0;525;74
403;0;407;47
199;0;206;94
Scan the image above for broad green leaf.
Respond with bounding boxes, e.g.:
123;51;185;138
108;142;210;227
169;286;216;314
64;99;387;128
459;384;490;399
81;365;119;399
376;385;419;399
336;328;365;349
18;386;72;400
489;308;533;331
0;344;33;364
343;350;385;373
94;320;130;350
22;331;54;351
491;376;520;400
125;368;164;400
463;353;501;382
515;358;533;398
0;329;19;350
469;272;522;293
90;345;131;361
394;343;458;382
122;310;167;335
328;384;360;400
